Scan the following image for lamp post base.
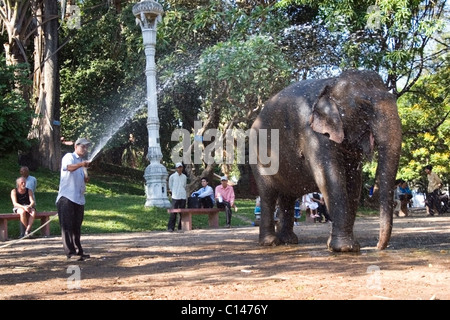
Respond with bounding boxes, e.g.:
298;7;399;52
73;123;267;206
144;162;171;208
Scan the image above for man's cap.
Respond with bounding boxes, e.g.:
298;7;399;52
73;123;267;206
221;176;228;181
175;162;183;168
75;137;91;146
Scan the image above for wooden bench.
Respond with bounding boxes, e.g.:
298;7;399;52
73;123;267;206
0;211;57;241
167;208;224;231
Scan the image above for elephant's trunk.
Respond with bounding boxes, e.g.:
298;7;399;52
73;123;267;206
372;99;402;250
375;146;399;249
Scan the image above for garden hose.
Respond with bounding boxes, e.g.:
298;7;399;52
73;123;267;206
0;214;59;249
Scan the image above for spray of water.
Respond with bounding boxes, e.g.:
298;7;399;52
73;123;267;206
88;103;144;162
86;63;198;163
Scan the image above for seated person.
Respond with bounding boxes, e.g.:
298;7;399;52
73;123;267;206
398;180;413;201
294;198;301;226
397;179;412;217
393;179;408;216
303;193;320;219
11;177;37;237
215;176;236;228
191;177;215;208
254;196;261;221
311;192;332;223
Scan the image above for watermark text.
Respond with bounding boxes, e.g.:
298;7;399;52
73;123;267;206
171;121;279;175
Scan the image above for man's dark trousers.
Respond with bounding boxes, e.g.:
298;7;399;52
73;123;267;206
217;201;232;226
168;199;186;231
57;196;85;256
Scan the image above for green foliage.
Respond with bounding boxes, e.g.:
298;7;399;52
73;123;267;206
396;56;450;184
280;0;447;95
59;2;147;158
195;35;292;122
0;55;33;153
363;46;449;186
155;1;294;170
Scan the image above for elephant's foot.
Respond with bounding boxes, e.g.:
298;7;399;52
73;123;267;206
259;233;282;246
376;240;388;250
277;230;298;244
327;235;360;252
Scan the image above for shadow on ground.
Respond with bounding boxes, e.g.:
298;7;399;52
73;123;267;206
0;209;449;300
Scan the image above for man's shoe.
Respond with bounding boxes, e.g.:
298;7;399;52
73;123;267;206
78;253;90;259
66;254;78;260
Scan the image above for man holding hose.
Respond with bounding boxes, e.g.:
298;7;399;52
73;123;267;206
56;138;91;261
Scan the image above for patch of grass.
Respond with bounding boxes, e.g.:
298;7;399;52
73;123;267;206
356;206;379;216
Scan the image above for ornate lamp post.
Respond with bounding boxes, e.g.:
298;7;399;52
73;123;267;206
133;0;170;208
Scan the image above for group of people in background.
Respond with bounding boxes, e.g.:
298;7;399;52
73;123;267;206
167;162;236;231
393;165;446;217
254;192;332;226
301;192;332;224
253;164;447;225
294;193;332;225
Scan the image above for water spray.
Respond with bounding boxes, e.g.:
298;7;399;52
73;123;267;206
87;103;145;163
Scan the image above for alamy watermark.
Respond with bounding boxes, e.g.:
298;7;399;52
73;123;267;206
366;265;382;290
67;265;81;289
65;4;81;30
366;5;382;30
170;121;279;175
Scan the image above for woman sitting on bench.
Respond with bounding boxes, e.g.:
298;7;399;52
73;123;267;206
11;177;36;238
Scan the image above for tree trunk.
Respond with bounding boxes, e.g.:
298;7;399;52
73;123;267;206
30;0;61;171
2;0;32;104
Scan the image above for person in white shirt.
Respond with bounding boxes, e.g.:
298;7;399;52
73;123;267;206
56;138;91;260
303;193;320;219
167;162;187;231
191;177;215;208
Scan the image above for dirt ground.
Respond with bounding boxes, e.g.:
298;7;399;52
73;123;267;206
0;208;449;301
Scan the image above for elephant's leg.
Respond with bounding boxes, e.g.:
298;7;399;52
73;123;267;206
259;190;280;246
276;195;298;244
326;161;361;252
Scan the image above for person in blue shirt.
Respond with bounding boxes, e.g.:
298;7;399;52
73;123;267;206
294;198;301;226
396;179;413;217
398;180;413;200
191;177;214;208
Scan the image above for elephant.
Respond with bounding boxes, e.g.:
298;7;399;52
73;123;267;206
250;70;402;252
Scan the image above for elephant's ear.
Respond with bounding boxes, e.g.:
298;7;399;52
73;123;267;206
309;85;345;144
